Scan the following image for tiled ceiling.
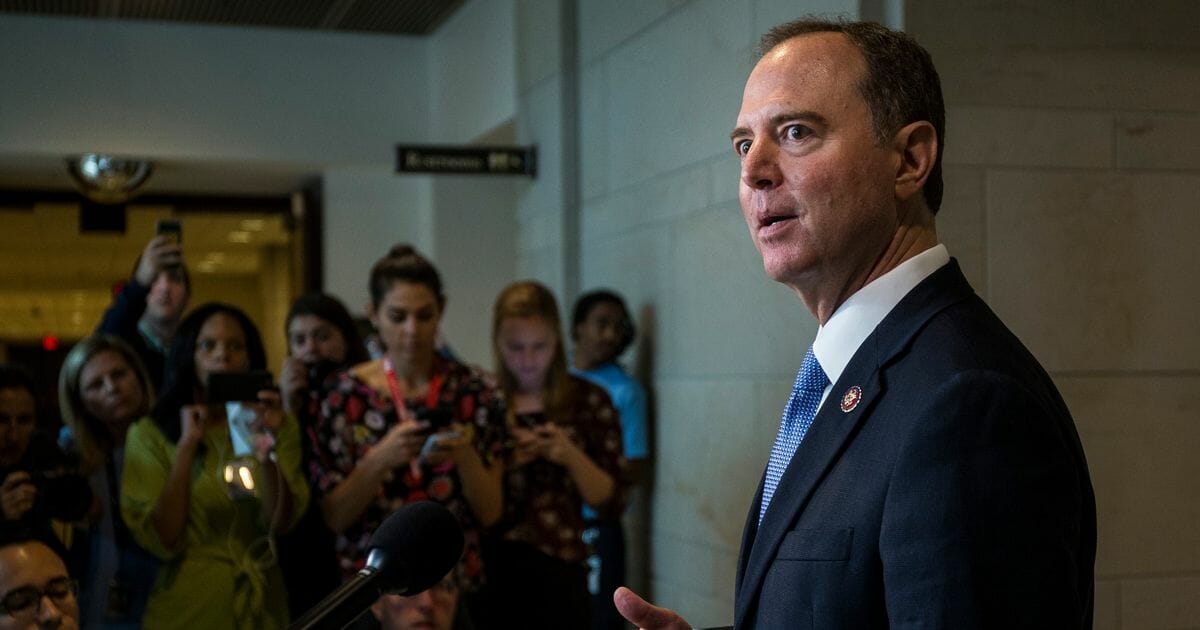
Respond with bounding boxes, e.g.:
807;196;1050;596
0;0;466;36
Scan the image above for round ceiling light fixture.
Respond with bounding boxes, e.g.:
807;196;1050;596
67;153;154;204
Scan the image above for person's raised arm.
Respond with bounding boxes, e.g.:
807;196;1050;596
148;404;206;551
97;236;180;336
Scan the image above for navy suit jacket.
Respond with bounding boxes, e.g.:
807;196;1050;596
733;260;1096;629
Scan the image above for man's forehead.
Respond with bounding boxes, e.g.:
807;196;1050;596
736;32;865;123
0;541;66;575
751;31;861;85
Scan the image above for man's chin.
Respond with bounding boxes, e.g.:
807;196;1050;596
146;307;181;323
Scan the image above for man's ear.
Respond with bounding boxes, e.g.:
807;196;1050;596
893;120;937;203
365;301;378;328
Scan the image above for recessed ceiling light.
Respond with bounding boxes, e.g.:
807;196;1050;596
228;231;252;243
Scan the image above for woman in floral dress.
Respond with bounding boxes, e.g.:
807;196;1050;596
309;245;506;624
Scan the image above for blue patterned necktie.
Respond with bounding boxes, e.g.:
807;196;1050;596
760;347;829;524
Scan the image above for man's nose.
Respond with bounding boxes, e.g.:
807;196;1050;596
741;140;782;190
35;593;65;626
413;589;437;609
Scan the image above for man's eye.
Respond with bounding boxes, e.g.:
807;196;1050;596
734;139;752;156
784;125;810;141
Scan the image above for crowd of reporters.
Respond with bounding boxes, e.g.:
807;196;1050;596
0;235;648;630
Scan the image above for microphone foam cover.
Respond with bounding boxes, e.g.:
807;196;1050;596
367;501;465;594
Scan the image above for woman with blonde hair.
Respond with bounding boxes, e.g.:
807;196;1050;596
488;281;625;629
58;334;158;628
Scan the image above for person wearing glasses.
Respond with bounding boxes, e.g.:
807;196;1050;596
0;534;80;630
369;572;465;630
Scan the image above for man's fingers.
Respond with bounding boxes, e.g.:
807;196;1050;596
614;587;689;630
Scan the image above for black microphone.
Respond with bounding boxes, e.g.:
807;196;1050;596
289;501;465;630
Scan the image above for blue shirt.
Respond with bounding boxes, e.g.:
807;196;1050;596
572;362;648;460
573;361;648;520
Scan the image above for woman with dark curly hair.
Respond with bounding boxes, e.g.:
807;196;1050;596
120;302;308;629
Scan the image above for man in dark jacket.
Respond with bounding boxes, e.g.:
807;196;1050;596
615;18;1095;629
96;234;190;391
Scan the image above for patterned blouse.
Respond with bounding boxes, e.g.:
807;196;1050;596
308;357;506;591
500;376;626;566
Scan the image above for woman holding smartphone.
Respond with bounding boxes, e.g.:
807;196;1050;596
310;245;506;622
120;302;308;629
488;281;626;629
276;292;369;618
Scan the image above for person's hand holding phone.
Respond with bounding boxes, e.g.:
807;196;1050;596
420;424;467;466
134;234;183;287
178;404;210;451
278;356;309;417
532;423;578;466
366;419;431;471
0;472;36;521
510;426;542;467
249;389;284;433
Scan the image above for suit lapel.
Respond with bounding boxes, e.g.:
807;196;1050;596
733;260;976;628
734;360;882;627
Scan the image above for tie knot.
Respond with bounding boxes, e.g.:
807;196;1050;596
796;346;829;394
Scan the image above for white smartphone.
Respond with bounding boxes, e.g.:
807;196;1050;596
420;431;461;459
226;402;257;457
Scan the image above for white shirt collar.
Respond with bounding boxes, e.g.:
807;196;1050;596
812;244;950;387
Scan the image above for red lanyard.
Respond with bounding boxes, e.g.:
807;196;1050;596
382;356;447;482
381;356;445;422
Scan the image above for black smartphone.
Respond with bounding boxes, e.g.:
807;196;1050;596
206;370;274;403
513;412;543;429
156;218;182;245
415;406;451;430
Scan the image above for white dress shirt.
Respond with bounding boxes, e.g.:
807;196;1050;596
811;244;951;404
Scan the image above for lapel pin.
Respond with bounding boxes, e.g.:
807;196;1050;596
840;386;862;413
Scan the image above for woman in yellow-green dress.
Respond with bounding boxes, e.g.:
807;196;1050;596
121;303;308;629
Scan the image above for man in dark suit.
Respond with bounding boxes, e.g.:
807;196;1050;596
615;18;1096;629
